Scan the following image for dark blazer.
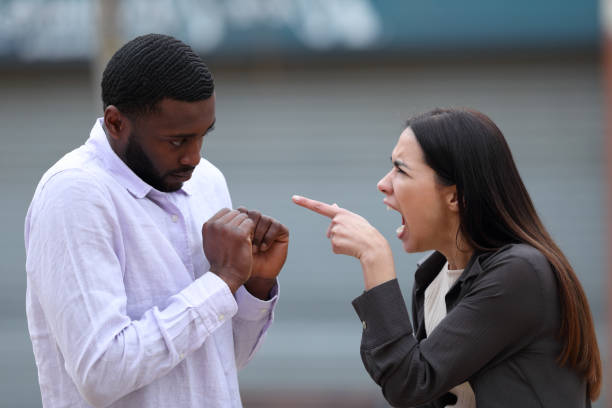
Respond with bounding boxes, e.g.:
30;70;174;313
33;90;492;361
352;244;589;407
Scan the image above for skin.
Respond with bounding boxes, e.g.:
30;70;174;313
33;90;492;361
104;97;288;299
293;127;473;290
104;97;216;193
202;207;289;298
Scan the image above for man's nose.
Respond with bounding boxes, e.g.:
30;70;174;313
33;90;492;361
180;141;201;167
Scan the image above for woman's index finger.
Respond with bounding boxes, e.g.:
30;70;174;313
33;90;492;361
292;195;341;218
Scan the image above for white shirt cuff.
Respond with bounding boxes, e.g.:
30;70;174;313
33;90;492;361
234;281;279;322
179;272;239;326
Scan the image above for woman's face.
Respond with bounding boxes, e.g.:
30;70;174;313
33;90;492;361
377;127;456;253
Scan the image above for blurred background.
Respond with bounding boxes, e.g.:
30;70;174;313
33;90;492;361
0;0;608;407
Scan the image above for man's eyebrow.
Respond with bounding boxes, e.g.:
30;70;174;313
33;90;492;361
168;133;198;138
167;120;216;138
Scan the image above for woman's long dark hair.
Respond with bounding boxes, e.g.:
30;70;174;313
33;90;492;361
407;108;602;400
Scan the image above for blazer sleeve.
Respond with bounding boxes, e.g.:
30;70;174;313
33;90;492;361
352;255;546;407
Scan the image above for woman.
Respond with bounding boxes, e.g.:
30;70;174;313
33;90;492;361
292;108;601;407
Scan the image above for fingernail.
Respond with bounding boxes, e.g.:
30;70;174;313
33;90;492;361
292;195;302;202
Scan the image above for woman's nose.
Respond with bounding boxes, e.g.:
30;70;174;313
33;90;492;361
377;170;393;195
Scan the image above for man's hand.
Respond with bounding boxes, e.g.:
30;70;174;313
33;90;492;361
237;207;289;299
202;208;256;293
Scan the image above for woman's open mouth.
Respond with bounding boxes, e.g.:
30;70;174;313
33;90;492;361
385;200;406;239
396;216;405;238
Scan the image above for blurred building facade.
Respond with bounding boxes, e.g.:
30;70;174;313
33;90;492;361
0;1;605;407
0;0;600;63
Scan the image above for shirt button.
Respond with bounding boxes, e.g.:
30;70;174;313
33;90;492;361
171;214;178;222
179;353;185;359
218;314;225;321
362;321;367;330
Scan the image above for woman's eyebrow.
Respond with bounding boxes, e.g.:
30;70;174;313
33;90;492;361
391;158;411;170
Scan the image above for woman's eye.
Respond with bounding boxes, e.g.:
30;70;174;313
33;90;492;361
395;166;406;175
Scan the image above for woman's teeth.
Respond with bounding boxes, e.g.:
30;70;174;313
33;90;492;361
386;205;404;236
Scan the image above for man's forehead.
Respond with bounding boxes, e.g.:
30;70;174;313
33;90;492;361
144;98;215;127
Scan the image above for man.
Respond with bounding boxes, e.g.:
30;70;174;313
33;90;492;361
24;33;289;407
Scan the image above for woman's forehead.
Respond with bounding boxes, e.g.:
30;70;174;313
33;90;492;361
392;128;421;160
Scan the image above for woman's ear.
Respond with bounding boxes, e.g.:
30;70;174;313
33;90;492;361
447;186;459;213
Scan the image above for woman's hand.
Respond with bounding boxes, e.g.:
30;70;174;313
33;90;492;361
292;195;396;290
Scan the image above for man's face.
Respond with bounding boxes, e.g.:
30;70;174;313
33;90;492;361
122;96;216;192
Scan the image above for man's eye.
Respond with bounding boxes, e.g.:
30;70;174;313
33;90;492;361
395;166;406;175
170;139;183;147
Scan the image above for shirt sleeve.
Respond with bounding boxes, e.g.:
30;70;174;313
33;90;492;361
351;256;545;407
232;283;279;370
211;162;278;370
25;170;241;407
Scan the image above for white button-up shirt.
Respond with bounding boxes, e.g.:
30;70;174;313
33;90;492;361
24;118;277;407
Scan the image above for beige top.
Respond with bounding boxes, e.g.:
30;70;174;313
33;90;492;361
424;262;476;408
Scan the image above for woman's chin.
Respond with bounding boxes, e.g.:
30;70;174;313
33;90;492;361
400;235;427;253
401;240;416;253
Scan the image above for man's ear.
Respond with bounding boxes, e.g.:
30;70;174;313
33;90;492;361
103;105;130;142
447;186;459;213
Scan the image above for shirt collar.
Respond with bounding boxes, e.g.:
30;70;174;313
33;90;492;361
87;118;192;198
414;250;484;292
414;251;447;290
181;177;195;195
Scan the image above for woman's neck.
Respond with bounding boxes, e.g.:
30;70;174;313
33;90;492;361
440;233;474;270
445;250;473;270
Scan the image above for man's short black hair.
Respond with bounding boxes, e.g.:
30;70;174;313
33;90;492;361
101;33;214;116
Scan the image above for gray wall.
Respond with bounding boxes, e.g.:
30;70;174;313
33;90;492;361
0;59;606;406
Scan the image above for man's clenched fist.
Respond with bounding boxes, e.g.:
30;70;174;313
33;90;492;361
236;207;289;299
202;209;256;293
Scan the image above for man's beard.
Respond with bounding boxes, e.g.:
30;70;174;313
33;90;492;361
124;134;180;192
